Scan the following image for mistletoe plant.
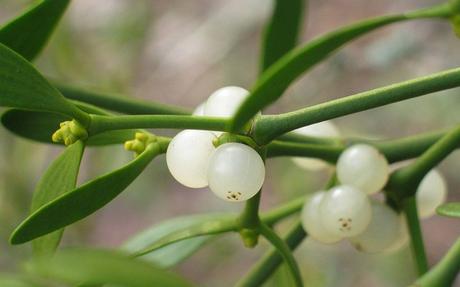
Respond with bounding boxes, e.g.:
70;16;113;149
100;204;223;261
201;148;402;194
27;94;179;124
1;0;460;286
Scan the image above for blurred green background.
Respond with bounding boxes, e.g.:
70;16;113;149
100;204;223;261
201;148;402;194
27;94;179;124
0;0;459;286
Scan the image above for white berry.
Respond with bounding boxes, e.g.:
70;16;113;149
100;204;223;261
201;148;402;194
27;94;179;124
350;200;401;253
204;86;249;118
320;185;372;237
193;102;206;116
337;144;389;194
416;169;447;219
207;143;265;202
384;215;409;253
166;130;216;188
301;191;342;244
292;121;340;171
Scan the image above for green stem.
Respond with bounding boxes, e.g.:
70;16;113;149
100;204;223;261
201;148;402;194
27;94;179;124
253;66;460;144
266;140;342;162
414;237;460;287
403;197;429;275
239;192;262;229
56;83;191;115
261;196;306;225
257;223;303;287
88;114;230;135
229;3;452;132
267;128;460;164
236;221;306;287
238;147;267;248
389;125;460;199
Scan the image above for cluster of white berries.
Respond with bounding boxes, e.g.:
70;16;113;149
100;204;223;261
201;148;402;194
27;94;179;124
166;86;265;202
298;128;448;252
167;86;449;247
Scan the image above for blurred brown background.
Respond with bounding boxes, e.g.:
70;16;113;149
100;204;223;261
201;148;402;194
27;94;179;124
0;0;459;286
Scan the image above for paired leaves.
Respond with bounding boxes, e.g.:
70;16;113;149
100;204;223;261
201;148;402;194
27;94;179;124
436;202;460;218
30;140;85;256
123;214;223;267
10;143;161;244
0;43;88;123
26;248;194;287
260;0;304;72
0;0;70;60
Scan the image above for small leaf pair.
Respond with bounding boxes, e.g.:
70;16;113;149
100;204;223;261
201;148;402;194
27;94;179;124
11;141;161;246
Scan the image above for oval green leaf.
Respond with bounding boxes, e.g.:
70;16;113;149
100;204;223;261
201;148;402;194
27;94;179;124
132;214;237;258
25;248;194;287
1;109;136;146
56;83;191;115
436;202;460;218
0;273;44;287
0;0;70;61
260;0;304;72
229;7;450;132
123;213;226;267
31;140;85;256
0;43;88;123
10;143;161;244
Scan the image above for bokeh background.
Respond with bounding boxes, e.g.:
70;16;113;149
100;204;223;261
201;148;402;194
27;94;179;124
0;0;459;286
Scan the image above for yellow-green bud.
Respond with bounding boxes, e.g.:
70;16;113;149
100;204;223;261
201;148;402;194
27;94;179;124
52;120;88;146
124;132;157;156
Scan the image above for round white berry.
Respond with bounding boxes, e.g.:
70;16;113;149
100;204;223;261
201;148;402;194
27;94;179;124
350;200;401;253
416;169;447;219
384;215;409;253
192;102;206;116
337;144;389;194
204;86;249;118
292;121;340;171
301;191;342;244
320;185;372;238
166;130;216;188
207;143;265;202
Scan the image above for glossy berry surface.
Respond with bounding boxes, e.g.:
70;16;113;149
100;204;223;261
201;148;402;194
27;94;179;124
207;143;265;202
204;86;249;118
301;191;342;244
166;130;216;188
192;102;205;116
350;200;401;253
337;144;389;194
320;185;372;237
416;169;447;218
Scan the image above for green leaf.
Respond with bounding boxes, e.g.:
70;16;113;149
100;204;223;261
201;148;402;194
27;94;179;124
25;248;194;287
122;213;228;267
0;0;70;61
260;0;304;72
31;140;84;256
10;143;161;244
132;214;237;257
55;83;191;115
1;109;136;146
0;43;88;123
436;202;460;218
0;274;44;287
229;5;451;132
